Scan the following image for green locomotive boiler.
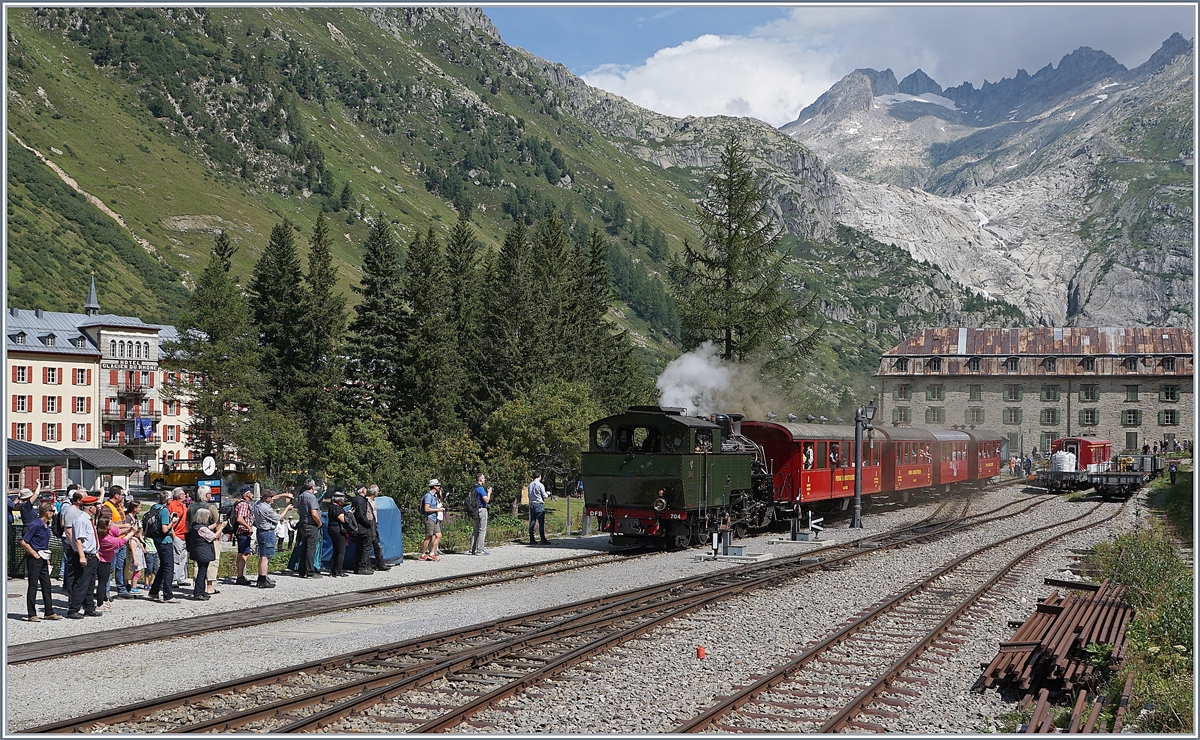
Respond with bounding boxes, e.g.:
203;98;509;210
581;405;773;549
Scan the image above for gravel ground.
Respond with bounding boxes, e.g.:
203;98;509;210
441;492;1134;734
4;484;1062;733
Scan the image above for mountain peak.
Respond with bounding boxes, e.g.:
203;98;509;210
898;68;943;96
854;68;899;96
783;69;877;128
1131;32;1194;78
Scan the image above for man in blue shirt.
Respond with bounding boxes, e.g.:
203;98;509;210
294;480;323;579
419;480;444;561
468;473;491;556
20;502;59;621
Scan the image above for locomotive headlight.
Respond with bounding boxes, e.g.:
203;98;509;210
652;497;668;513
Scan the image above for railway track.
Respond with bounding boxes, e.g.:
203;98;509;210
28;493;1044;734
674;502;1123;733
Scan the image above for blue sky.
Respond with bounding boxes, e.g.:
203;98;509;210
485;5;1195;126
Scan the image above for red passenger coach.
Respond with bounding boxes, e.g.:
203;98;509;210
741;422;882;508
966;430;1004;481
929;430;971;489
879;428;935;491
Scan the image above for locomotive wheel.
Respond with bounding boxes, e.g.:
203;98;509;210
734;522;749;539
668;522;691;550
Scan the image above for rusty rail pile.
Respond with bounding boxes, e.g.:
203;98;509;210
981;578;1134;702
1021;673;1136;733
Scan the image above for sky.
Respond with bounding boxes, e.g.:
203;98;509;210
485;5;1196;127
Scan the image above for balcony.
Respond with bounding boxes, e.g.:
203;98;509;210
114;380;150;397
102;437;159;449
101;410;163;423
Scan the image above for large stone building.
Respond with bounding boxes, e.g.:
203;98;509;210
6;279;194;473
875;327;1194;456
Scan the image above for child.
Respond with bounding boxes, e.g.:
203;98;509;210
96;514;127;610
141;530;159;591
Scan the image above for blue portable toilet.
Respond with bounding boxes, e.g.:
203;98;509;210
321;495;404;570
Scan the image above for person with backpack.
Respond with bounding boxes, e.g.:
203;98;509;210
527;472;549;545
231;485;256;586
418;480;445;562
466;473;491;556
350;484;375;575
326;493;351;577
145;490;180;604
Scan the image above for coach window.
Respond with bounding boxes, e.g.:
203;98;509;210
815;441;827;469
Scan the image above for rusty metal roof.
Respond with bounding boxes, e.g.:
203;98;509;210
883;327;1193;356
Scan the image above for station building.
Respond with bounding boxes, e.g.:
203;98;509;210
875;327;1194;456
6;278;195;484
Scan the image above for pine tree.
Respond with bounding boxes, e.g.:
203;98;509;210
672;135;819;365
338;181;353;211
161;239;263;467
398;228;459;442
346;217;404;421
481;221;541;405
248;220;308;410
444;211;484;427
297;212;347;457
213;230;237;272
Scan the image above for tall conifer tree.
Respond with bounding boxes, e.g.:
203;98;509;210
249;220;308;410
481;221;541;405
444;211;484;427
298;212;347;456
346;217;403;420
398;228;459;442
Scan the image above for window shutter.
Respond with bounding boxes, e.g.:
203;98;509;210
26;395;32;410
86;424;92;442
86;369;92;385
148;372;155;388
978;409;984;424
57;396;62;413
10;423;15;439
1158;411;1165;425
72;425;77;442
892;388;898;400
892;408;899;424
41;396;47;413
57;367;64;384
86;397;91;414
149;399;155;414
10;396;15;413
1158;387;1165;401
10;366;15;383
965;409;972;425
1135;410;1142;426
41;423;46;441
42;367;48;384
56;423;62;441
109;370;118;386
1016;409;1023;424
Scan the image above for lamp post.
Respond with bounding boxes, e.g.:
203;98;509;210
852;400;876;529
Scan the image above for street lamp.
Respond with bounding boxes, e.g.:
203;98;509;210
852;400;876;529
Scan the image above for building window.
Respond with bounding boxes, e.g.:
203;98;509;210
14;366;27;383
44;334;55;347
74;397;87;414
119;341;126;358
1160;385;1179;402
166;426;176;442
967;407;985;425
1003;408;1023;425
45;424;59;442
73;423;88;441
14;396;27;413
1080;409;1099;426
1125;385;1139;402
39;467;52;489
1163;357;1176;372
1122;410;1141;426
894;358;909;373
925;407;945;424
14;332;26;345
926;357;942;372
1160;409;1179;426
1125;432;1139;452
926;385;945;401
144;342;151;359
73;337;86;348
74;368;87;385
46;367;59;384
1004;384;1023;402
968;357;981;373
1044;357;1057;373
1005;357;1019;372
1080;384;1099;402
894;407;911;424
969;384;982;401
45;396;58;413
8;468;20;491
109;340;116;356
1081;357;1095;372
1041;432;1060;451
1040;385;1061;402
1124;356;1139;372
1040;408;1060;425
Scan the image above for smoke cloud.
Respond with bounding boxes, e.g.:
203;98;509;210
656;342;785;419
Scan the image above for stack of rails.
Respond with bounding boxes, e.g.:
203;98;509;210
979;578;1134;702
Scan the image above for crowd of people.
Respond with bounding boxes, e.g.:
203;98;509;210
11;480;395;621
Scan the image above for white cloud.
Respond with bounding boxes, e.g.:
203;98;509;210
580;6;1193;127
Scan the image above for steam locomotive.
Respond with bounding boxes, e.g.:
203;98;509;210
581;405;1004;549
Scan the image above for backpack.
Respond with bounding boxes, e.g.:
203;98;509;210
51;508;66;539
141;504;165;539
464;488;480;516
220;501;238;532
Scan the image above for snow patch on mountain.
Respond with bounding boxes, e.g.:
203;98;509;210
874;92;958;111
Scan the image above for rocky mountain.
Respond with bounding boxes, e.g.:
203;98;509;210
782;34;1194;328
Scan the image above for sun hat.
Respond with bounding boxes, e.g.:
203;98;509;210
18;488;35;501
428;479;440;487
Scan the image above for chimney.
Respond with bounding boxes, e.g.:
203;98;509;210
34;308;43;318
9;307;18;318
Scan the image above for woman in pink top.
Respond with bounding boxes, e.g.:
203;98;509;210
95;513;127;610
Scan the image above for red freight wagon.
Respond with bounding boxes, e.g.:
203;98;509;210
1051;437;1114;472
741;422;882;506
965;430;1004;481
930;430;971;489
879;428;935;492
